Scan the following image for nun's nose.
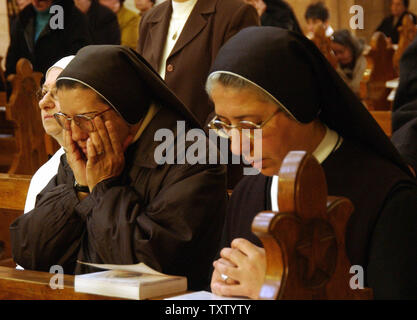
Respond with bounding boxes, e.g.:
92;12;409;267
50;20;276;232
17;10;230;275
229;128;242;156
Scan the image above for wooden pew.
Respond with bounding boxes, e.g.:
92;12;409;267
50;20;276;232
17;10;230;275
311;23;338;69
0;58;51;174
253;151;373;299
393;13;417;73
0;266;116;299
0;173;30;265
361;32;397;110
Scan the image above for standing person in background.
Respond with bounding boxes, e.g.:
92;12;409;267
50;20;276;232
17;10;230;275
304;1;333;39
8;0;31;32
74;0;121;45
330;29;367;97
137;0;259;189
376;0;416;45
244;0;302;33
134;0;155;43
6;0;91;77
100;0;140;49
134;0;155;15
137;0;259;127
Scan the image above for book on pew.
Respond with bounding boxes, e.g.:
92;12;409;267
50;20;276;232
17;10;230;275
74;261;187;300
165;290;249;300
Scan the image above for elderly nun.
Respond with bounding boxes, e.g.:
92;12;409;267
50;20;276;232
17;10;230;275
10;45;227;290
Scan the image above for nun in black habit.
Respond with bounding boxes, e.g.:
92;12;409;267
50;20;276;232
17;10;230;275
10;45;227;290
206;27;417;299
392;35;417;175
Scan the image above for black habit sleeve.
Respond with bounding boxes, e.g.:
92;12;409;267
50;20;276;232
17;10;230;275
10;159;85;273
367;184;417;299
392;36;417;173
10;154;226;290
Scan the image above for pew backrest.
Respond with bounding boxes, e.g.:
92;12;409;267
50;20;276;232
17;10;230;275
394;14;417;72
311;23;338;69
362;32;397;110
1;58;49;174
253;151;373;300
0;173;30;263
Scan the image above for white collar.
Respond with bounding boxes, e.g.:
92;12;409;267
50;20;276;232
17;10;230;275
312;125;341;163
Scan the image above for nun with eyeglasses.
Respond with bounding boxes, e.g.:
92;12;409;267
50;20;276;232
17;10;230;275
207;27;417;299
10;45;227;291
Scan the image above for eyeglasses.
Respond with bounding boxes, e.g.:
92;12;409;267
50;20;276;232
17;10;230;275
54;107;113;133
208;109;280;139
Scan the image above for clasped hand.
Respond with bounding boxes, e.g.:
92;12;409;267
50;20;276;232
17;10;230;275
211;238;266;299
64;117;132;192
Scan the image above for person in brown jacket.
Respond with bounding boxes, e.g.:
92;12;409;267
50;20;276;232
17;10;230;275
137;0;259;127
137;0;259;188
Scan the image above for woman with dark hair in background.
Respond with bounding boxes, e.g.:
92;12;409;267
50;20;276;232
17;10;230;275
6;0;91;77
331;29;367;97
100;0;140;49
244;0;302;33
376;0;416;45
74;0;121;45
304;1;333;38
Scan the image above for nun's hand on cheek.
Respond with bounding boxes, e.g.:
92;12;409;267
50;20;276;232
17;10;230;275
86;117;133;192
64;128;87;187
211;238;266;299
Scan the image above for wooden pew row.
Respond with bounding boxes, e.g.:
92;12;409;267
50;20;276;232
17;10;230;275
0;58;59;175
362;19;417;110
0;266;116;300
0;173;118;299
310;23;337;69
361;32;397;110
0;174;30;265
0;151;373;300
393;14;417;72
254;151;373;299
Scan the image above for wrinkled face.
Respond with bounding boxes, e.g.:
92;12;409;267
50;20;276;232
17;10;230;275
31;0;52;11
331;42;353;66
134;0;153;11
57;87;131;157
391;0;406;17
99;0;120;13
39;67;63;140
210;83;316;177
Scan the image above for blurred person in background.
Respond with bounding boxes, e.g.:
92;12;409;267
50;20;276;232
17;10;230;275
100;0;140;49
331;29;367;97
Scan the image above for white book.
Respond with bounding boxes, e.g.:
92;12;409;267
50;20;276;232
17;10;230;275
74;261;187;300
165;290;250;300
